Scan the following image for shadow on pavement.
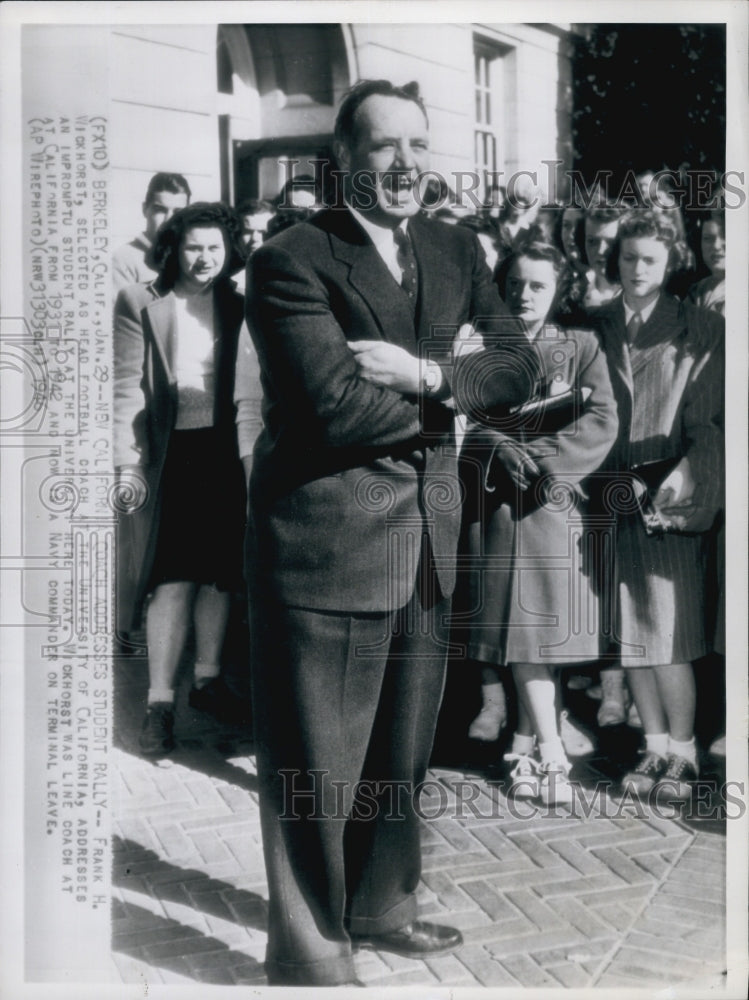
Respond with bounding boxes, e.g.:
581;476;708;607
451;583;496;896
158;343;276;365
112;898;266;985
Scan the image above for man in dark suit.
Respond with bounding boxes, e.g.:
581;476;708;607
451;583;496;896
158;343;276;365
243;79;532;986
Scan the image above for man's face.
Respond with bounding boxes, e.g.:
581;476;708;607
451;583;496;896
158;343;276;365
241;211;274;254
336;94;430;227
143;189;189;241
584;218;619;278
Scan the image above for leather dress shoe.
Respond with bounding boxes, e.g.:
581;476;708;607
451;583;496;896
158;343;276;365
353;920;463;958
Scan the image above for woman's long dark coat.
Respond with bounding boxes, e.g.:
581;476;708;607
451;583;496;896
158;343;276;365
459;324;619;666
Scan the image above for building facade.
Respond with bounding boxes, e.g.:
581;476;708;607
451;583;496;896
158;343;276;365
109;22;574;244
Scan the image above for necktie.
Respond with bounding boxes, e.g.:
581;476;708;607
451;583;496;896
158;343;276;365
393;227;418;314
626;311;642;344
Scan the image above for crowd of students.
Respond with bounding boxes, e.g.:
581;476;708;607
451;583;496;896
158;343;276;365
112;167;725;807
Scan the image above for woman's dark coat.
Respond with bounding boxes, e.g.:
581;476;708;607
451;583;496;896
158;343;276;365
460;324;619;665
113;277;244;631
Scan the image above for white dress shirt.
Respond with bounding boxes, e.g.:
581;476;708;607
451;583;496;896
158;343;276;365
348;206;407;284
173;287;216;429
623;294;659;329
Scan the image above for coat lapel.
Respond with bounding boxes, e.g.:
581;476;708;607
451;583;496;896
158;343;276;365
601;299;634;400
629;295;682;378
409;216;448;344
328;210;417;350
144;289;177;383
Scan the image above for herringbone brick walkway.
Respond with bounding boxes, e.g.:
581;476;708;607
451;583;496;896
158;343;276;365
111;654;730;990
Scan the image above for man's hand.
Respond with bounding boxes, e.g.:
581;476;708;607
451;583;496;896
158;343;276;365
349;340;421;395
493;440;541;491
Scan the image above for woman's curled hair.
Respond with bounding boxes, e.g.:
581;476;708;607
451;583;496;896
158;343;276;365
605;208;694;286
495;240;575;323
151;201;245;288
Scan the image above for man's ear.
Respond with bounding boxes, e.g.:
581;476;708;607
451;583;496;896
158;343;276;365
333;139;350;171
141;201;149;220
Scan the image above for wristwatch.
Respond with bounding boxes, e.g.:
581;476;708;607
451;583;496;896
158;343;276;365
422;362;442;397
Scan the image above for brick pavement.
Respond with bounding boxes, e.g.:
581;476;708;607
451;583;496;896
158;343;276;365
111;654;728;989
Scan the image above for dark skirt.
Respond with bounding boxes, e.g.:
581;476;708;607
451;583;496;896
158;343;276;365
147;427;246;593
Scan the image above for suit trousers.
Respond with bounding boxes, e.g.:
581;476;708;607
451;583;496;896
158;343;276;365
249;562;451;985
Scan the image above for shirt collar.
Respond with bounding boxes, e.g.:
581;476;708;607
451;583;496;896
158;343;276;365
348;205;408;248
623;294;659;326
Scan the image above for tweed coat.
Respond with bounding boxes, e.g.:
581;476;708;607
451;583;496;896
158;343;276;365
591;294;724;665
245;208;533;613
113;277;245;631
460;324;619;665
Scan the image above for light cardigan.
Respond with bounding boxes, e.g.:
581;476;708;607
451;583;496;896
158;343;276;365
172;286;216;429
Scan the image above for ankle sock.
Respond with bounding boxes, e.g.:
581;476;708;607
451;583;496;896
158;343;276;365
668;735;698;767
511;733;535;756
194;662;221;688
147;688;175;706
538;738;568;768
644;733;669;758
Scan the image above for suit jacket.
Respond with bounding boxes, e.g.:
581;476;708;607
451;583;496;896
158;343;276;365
113;277;245;629
245;208;532;613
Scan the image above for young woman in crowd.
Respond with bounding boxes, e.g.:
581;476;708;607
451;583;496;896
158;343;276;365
460;241;619;803
114;202;247;755
594;209;723;800
689;209;725;316
688;206;726;755
581;205;623;309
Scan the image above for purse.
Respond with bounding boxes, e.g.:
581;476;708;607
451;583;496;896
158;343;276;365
509;386;589;436
629;456;683;536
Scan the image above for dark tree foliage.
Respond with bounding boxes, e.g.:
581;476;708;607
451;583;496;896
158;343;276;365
571;24;726;189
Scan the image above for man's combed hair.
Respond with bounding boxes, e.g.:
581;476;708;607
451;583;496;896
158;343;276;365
144;172;192;206
334;79;428;146
151;201;244;288
585;204;626;225
236;197;273;217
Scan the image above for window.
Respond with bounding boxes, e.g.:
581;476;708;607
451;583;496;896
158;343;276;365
217;26;234;95
474;39;505;206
